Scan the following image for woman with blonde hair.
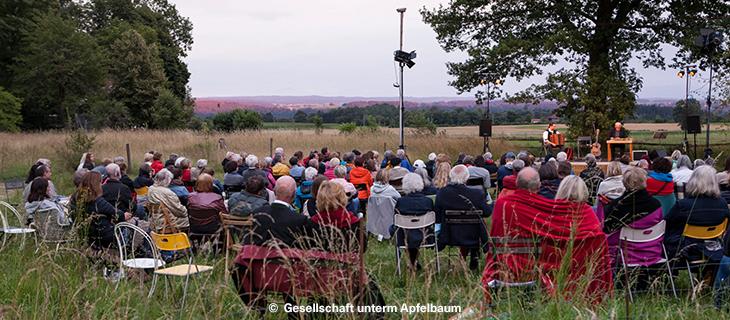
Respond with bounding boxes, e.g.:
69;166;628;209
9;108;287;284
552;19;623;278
432;162;452;189
555;175;590;204
311;182;359;229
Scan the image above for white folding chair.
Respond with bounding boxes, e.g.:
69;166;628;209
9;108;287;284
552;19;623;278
114;222;166;297
393;211;439;275
618;220;677;302
31;206;72;253
0;200;36;248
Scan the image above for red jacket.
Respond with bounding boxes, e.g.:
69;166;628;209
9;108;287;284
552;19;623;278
151;160;164;174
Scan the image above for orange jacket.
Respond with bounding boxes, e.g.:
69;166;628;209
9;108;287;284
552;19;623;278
349;167;373;200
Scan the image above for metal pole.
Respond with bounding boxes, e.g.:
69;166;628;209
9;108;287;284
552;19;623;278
684;66;689;144
705;56;713;159
398;9;405;150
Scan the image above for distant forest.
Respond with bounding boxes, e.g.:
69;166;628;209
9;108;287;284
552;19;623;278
255;103;688;127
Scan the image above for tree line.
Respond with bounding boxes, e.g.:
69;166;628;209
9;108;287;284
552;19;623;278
0;0;194;132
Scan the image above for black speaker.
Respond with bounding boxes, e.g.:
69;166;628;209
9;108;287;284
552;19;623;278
687;115;701;134
479;119;492;137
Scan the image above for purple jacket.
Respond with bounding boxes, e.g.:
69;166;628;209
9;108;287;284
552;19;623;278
606;207;664;267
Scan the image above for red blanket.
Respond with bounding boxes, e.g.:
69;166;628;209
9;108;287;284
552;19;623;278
483;189;613;303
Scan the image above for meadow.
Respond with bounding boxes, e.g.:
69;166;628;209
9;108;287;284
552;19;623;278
2;125;730;319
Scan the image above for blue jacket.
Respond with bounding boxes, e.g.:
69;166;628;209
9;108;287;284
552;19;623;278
295;180;314;211
664;196;730;261
496;165;512;190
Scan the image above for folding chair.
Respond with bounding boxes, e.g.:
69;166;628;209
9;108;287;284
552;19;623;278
678;218;728;295
114;222;165;296
220;212;253;277
3;179;25;205
485;236;542;302
31;206;72;253
617;220;677;302
393;211;439;275
365;195;396;240
187;206;222;254
674;183;685;200
151;231;214;309
0;200;36;248
441;209;487;270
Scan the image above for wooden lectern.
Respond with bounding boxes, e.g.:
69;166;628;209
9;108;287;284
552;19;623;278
606;138;633;161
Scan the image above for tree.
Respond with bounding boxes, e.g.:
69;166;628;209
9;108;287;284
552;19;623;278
149;88;194;129
262;112;275;122
311;115;324;134
0;0;55;88
293;110;308;123
211;109;262;132
422;1;730;138
108;29;167;127
11;13;105;129
672;98;702;130
406;111;437;135
0;87;22;132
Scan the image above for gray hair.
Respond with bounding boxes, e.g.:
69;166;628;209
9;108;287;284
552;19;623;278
556;175;589;203
274;147;284;155
671;150;682;161
584;154;597;167
637;159;649;169
334;165;348;178
556;152;568;162
483;152;493;160
402;173;425;195
449;165;470;184
622;167;647;191
231;153;243;163
113;156;126;165
304;167;318;181
196;159;208;168
245;154;259;168
106;163;121;180
677;155;692;169
606;161;622;177
516;167;540;192
154;168;173;187
263;156;273;166
693;159;706;168
396;149;406;159
414;167;432;187
384;150;393;159
512;159;525;172
328;157;341;168
685;165;720;198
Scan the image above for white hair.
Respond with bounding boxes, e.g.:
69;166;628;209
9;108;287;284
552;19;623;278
401;173;425;195
304;167;318;181
449;165;470;185
396;149;406;159
414;167;432;187
428;153;437;161
693;159;706;168
274;147;284;155
231;153;242;163
264;156;273;166
113;156;126;165
671;150;682;161
483;152;493;160
556;175;589;203
512;159;525;172
154;168;173;187
174;156;186;167
556;152;568;162
245;155;259;168
334;165;347;178
328;157;340;168
196;159;208;168
685;165;720;198
106;163;121;180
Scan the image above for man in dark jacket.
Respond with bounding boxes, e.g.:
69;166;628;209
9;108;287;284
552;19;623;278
102;163;139;217
245;176;317;248
496;152;515;190
435;164;492;270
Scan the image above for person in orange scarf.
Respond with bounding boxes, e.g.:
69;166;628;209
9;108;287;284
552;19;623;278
483;167;612;303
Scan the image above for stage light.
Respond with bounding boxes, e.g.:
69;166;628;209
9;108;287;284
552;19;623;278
394;50;416;68
689;69;697;77
677;70;685;78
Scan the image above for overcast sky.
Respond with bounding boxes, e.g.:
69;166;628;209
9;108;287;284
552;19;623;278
172;0;707;99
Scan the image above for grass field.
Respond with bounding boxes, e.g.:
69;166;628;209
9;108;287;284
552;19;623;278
2;126;730;319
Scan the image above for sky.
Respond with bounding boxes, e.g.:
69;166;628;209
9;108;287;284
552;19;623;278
171;0;706;99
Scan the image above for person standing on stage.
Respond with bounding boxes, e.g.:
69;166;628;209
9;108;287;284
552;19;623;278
542;123;561;155
608;121;628;160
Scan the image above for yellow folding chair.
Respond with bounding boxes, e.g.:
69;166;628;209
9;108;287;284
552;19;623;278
151;232;213;308
680;218;728;294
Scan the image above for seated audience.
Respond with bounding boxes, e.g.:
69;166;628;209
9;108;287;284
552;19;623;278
331;165;357;196
647;157;675;217
464;155;491;195
349;157;374;212
482;152;499;177
288;156;305;182
432;162;451;190
229;175;270;217
295;167;319;211
324;158;340;180
496;152;516;190
260;157;277;188
483;167;612;302
241;155;269;189
78;152;95;171
271;155;290;179
223;160;245;190
168;167;190;206
425;153;437;178
391;173;435;271
414;167;437;195
245;176;317;248
538;162;561;200
603;167;664;270
579;154;604;204
133;164;154;205
664;166;730;262
151;152;164;174
596;161;626;204
303;176;328;217
187;173;227;235
147;169;189;232
671;155;693;185
311;182;360;229
370;169;401;200
435;165;491;270
499;159;525;198
25;178;70;226
191;159;208;182
23;164;58;204
102;163;139;217
70;171;132;248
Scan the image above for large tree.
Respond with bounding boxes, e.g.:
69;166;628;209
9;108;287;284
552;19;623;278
422;1;730;138
0;0;55;88
0;86;22;132
11;13;105;129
